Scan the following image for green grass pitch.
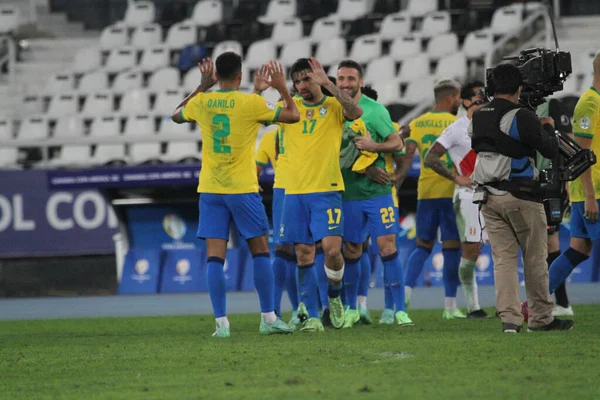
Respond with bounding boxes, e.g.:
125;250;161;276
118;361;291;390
1;306;599;400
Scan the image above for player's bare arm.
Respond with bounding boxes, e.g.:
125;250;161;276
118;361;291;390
171;58;217;123
354;131;403;153
307;57;362;121
576;136;598;221
256;164;264;192
395;141;417;189
265;61;300;123
424;142;471;187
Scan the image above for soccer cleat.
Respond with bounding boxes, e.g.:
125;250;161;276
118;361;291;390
442;309;467;319
212;324;231;338
467;309;490;319
395;311;414;327
342;307;360;328
260;318;295;335
552;305;574;316
379;309;395;325
527;318;574;332
502;323;521;333
289;311;301;326
321;308;333;328
297;302;308;323
520;301;530;323
328;296;346;329
358;305;373;324
300;317;325;332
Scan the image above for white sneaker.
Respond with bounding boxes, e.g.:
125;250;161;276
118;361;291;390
552;305;574;316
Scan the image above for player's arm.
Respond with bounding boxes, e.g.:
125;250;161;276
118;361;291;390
395;140;417;189
259;61;299;124
307;58;362;121
171;58;217;124
355;110;409;153
425;141;471;187
573;101;599;221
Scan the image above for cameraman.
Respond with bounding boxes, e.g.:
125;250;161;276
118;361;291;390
470;63;574;333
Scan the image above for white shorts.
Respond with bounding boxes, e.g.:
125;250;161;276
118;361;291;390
453;186;488;243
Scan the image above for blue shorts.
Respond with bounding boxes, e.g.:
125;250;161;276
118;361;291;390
343;194;399;244
416;198;460;241
197;193;269;240
272;188;291;245
570;200;600;240
280;191;343;244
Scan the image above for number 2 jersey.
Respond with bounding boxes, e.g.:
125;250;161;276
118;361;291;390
182;90;281;194
407;111;457;200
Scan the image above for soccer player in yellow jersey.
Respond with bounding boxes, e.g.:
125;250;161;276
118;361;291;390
170;53;300;338
278;57;363;332
549;51;600;293
396;79;466;319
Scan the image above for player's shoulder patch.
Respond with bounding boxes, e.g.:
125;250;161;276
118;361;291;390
578;115;591;130
265;100;275;110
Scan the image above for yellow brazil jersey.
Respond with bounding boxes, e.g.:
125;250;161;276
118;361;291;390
569;87;600;202
255;127;288;189
182;90;281;194
277;96;346;194
407;111;457;200
385;121;401;207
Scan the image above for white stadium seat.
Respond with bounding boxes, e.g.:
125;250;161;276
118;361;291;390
164;22;197;49
90;116;121;137
332;0;374;21
18;116;49;141
22;95;42;115
81;91;114;118
131;24;163;49
104;47;138;73
183;67;202;92
379;12;412;40
280;39;312;67
99;25;129;50
44;73;75;95
271;18;303;45
159;118;192;135
51;145;91;166
153;90;184;114
120;89;151;115
92;144;127;165
149;68;181;91
78;71;109;94
419;11;450;39
139;47;170;72
406;0;437;17
212;40;243;60
390;35;421;61
0;118;13;141
0;5;20;34
162;141;201;162
258;0;297;24
189;0;223;26
47;93;78;118
401;78;435;104
54;116;84;138
130;142;163;164
72;47;102;74
427;32;458;61
261;87;281;106
112;70;143;93
245;40;277;69
315;38;347;67
490;5;523;36
364;56;396;85
397;53;430;82
124;115;155;136
0;148;20;168
310;17;342;41
434;52;467;82
348;34;381;64
560;75;581;96
463;29;493;59
372;81;401;106
120;0;155;27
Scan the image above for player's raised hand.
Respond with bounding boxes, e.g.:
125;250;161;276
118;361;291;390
198;58;217;88
254;64;271;93
266;60;287;92
306;57;330;87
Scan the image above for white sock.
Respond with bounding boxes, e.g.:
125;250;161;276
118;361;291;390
262;311;277;324
459;258;479;312
216;316;230;328
445;297;456;312
358;295;368;309
471;278;481;311
405;286;412;302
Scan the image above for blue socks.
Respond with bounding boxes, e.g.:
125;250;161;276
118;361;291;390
297;263;320;318
383;251;406;312
358;251;371;297
343;257;361;310
549;247;588;293
285;258;299;311
405;246;431;288
207;257;226;318
442;248;461;297
253;253;274;313
314;248;329;309
272;251;287;316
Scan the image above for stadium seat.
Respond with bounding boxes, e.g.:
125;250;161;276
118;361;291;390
401;77;435;104
0;148;20;168
310;17;342;41
120;89;151;115
490;5;523;36
372;81;401;106
379;12;412;40
406;0;437;17
149;68;181;91
72;47;102;74
104;47;138;73
348;34;382;64
158;117;192;135
188;0;223;26
164;22;197;50
153;90;184;114
81;91;114;118
434;52;467;82
261;87;281;106
124;115;156;136
43;73;75;95
183;67;202;92
561;75;581;96
577;49;597;76
89;116;121;137
112;70;144;93
139;47;170;72
245;40;277;69
332;0;374;21
130;142;163;164
271;18;303;45
389;35;421;61
426;32;458;61
50;145;91;166
119;0;156;27
315;38;347;67
18;116;49;141
131;24;163;49
92;144;127;165
327;63;340;77
0;118;13;141
258;0;297;24
99;25;129;50
22;95;43;115
78;71;110;94
419;11;450;39
364;56;396;85
46;93;78;118
279;39;312;68
397;53;430;82
162;141;201;163
53;115;84;138
212;40;243;60
463;29;493;60
0;5;19;34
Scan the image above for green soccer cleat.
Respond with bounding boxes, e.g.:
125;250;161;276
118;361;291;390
379;308;395;325
328;296;346;329
260;318;295;335
395;311;414;327
300;317;325;332
442;309;468;320
342;307;360;328
297;302;308;322
358;305;373;324
212;324;231;338
289;311;301;326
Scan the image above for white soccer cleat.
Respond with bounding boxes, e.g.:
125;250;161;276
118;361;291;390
552;305;574;316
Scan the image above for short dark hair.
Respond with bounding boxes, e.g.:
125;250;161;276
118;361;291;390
290;58;312;79
215;52;242;80
434;79;461;102
322;76;337;96
338;59;364;78
460;80;485;100
491;63;523;95
361;86;378;101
